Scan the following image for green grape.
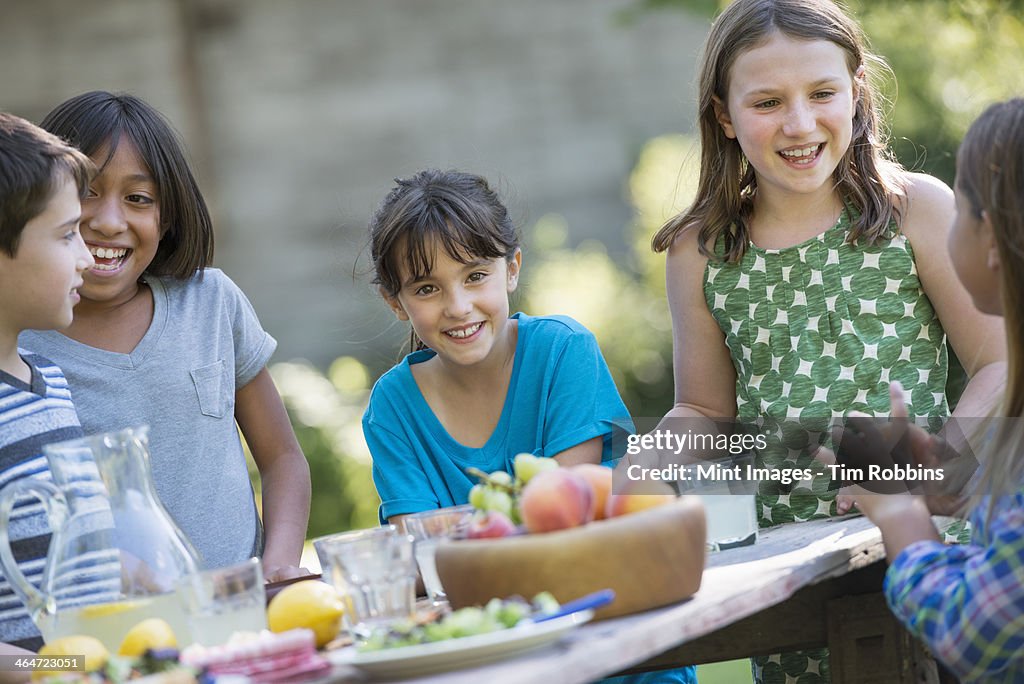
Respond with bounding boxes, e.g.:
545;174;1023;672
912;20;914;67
488;470;513;487
512;453;539;482
513;453;558;484
491;489;516;516
483;489;514;518
468;484;488;510
509;502;523;526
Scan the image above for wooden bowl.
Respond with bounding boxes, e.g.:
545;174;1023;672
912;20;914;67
435;497;706;620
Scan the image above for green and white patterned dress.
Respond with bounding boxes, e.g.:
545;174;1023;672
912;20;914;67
703;211;952;684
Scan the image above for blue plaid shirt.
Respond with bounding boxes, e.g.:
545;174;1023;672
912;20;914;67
884;488;1024;682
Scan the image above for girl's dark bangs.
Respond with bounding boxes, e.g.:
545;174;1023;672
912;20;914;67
401;213;437;283
68;113;122;171
74;102;158;180
400;205;507;282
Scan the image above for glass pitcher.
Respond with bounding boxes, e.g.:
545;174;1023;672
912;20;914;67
0;425;201;649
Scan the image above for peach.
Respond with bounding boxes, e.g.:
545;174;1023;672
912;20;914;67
519;469;595;533
570;463;614;520
466;510;518;539
606;480;677;518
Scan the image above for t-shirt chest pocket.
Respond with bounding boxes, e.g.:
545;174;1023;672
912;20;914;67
190;360;228;418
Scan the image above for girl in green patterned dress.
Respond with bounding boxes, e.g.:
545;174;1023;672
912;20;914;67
650;0;1006;682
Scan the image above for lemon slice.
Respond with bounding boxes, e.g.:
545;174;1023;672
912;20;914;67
79;598;150;618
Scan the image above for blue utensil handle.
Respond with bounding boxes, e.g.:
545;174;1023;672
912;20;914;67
532;589;616;623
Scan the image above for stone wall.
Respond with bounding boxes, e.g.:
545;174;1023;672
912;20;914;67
1;0;704;369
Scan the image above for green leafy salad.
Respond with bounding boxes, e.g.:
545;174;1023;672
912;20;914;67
358;592;560;652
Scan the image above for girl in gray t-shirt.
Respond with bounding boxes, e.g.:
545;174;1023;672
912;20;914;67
21;91;311;579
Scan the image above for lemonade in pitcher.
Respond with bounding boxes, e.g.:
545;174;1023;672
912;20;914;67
38;592;190;652
0;427;203;650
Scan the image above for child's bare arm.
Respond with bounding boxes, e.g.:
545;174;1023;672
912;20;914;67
666;227;738;425
235;368;312;581
901;173;1006;417
552;436;602;467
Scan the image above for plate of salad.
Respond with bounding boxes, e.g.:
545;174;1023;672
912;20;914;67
327;592;607;679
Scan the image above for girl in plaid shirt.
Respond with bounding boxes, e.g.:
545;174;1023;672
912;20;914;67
852;99;1024;682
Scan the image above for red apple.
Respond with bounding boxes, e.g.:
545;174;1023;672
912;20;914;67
465;510;517;539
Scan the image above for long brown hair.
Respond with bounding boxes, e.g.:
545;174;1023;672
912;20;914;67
652;0;905;260
957;99;1024;509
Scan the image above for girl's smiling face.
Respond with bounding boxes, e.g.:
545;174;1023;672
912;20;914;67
387;241;521;369
79;140;161;307
715;32;859;202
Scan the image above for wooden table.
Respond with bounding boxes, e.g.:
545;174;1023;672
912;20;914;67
326;515;946;683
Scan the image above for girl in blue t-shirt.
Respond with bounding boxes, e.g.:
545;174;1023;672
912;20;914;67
364;169;630;524
363;169;695;684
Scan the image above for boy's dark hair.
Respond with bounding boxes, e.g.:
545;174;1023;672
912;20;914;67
0;113;94;257
40;91;214;278
369;169;520;299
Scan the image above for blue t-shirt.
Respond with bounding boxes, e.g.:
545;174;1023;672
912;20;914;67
363;313;633;524
363;314;696;684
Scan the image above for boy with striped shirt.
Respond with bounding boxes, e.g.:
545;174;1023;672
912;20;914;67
0;113;95;659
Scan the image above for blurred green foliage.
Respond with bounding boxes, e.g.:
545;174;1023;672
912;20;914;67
267;0;1023;538
520;134;700;418
855;0;1024;183
265;358;380;536
630;0;1024;185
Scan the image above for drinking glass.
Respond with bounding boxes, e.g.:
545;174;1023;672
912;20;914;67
403;505;474;605
182;557;267;646
679;453;758;551
313;526;416;640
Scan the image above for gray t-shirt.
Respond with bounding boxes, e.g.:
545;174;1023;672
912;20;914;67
20;268;276;569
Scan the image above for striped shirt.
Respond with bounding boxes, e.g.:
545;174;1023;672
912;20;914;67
0;352;97;649
884;488;1024;682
